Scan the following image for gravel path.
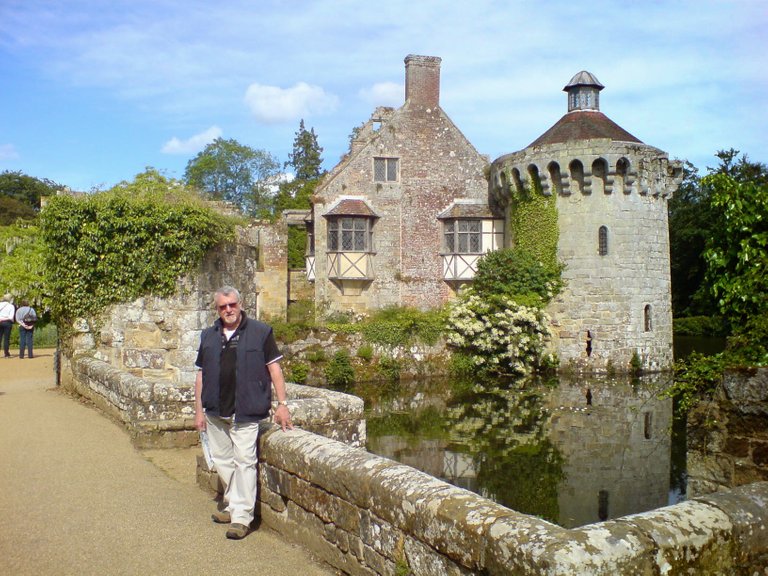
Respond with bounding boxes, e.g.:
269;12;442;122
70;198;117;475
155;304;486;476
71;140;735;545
0;350;337;576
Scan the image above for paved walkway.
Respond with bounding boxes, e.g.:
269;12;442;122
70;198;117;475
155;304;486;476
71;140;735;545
0;350;337;576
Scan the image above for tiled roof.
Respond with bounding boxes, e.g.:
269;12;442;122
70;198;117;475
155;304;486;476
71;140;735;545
528;111;642;148
437;202;501;219
323;198;378;218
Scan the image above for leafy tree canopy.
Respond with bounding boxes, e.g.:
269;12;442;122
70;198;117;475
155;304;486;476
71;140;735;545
183;138;280;217
0;170;62;212
0;196;38;225
0;221;46;305
702;170;767;332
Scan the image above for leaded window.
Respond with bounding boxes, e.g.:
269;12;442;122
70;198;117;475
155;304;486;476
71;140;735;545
328;217;372;252
444;220;481;253
374;157;398;182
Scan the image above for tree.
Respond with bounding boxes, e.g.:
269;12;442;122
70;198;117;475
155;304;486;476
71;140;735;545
184;138;280;217
667;161;719;317
701;170;767;333
285;120;323;181
0;196;37;225
0;170;62;214
275;120;325;267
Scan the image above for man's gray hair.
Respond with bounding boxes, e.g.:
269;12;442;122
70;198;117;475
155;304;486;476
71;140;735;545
215;286;241;303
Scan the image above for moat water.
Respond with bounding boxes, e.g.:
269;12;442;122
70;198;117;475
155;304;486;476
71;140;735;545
364;337;724;529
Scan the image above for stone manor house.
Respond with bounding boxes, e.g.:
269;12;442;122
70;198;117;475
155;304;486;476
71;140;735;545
285;54;682;372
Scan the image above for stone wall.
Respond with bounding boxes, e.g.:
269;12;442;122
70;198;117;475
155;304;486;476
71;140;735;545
687;367;768;497
207;426;768;575
60;222;289;396
67;355;365;449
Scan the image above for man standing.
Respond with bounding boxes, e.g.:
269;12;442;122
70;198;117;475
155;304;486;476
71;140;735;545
194;286;292;540
15;300;37;359
0;294;14;358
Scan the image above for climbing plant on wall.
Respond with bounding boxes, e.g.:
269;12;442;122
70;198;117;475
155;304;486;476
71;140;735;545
508;177;559;269
39;168;237;330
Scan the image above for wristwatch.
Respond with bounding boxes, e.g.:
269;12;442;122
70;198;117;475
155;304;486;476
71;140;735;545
277;400;288;406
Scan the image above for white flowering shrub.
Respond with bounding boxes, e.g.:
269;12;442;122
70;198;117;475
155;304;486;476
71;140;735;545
447;287;555;376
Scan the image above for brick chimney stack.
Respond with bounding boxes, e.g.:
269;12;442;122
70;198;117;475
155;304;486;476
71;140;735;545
404;54;441;108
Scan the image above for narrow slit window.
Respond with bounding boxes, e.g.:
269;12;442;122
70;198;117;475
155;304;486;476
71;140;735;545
644;305;652;332
644;412;653;439
598;226;609;256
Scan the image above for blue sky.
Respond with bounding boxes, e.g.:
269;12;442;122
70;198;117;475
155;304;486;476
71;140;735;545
1;0;766;192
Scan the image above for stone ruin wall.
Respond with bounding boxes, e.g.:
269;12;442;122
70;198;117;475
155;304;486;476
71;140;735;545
687;367;768;497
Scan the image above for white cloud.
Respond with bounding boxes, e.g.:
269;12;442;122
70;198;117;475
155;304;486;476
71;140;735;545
243;82;339;124
0;144;20;161
161;126;222;155
358;82;403;107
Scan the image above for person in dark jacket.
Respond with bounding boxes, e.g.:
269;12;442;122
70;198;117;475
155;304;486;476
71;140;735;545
194;286;292;540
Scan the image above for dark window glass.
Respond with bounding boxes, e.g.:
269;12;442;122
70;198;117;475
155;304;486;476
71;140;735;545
374;157;398;182
445;219;481;254
328;217;370;252
598;226;608;256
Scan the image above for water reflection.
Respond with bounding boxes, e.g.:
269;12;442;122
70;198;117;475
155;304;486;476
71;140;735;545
365;373;679;528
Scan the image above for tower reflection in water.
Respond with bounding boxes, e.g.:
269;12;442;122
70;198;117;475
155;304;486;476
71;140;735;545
366;374;679;528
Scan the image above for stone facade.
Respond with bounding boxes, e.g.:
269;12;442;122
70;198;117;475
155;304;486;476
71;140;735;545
305;60;680;372
489;72;682;372
310;55;492;315
61;221;289;395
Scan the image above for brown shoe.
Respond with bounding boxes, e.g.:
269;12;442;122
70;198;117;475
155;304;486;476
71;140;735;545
211;510;231;524
226;523;249;540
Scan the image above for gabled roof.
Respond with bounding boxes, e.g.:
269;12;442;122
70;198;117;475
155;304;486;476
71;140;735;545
528;110;642;148
322;198;378;218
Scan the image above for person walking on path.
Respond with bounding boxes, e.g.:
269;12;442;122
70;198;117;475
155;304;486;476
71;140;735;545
0;294;14;358
14;300;37;359
194;286;293;540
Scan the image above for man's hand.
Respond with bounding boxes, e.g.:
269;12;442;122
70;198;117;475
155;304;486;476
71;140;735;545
194;410;206;432
274;404;293;432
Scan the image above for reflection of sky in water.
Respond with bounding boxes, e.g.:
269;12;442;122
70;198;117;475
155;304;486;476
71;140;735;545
366;373;683;528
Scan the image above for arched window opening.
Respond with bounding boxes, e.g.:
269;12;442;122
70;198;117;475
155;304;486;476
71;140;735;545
548;161;563;196
570;159;585;194
512;168;524;193
592;158;608;194
598;226;608;256
616;157;630;194
527;164;541;192
644;305;653;332
499;171;508;194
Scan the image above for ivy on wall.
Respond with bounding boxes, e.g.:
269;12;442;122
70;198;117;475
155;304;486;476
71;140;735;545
507;177;560;269
39;169;237;329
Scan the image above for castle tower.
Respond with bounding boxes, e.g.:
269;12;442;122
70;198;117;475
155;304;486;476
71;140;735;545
489;72;683;372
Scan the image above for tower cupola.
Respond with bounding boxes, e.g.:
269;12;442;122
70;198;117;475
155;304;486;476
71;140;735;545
564;71;604;112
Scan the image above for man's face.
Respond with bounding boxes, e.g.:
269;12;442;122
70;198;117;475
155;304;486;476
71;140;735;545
215;294;241;329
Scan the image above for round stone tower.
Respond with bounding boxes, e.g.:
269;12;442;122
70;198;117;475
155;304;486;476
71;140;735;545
489;71;683;372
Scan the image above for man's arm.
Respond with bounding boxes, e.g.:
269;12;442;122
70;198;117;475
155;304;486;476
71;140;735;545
194;369;206;431
268;361;293;432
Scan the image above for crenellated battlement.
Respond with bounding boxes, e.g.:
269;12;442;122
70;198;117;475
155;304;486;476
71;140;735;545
490;140;684;205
